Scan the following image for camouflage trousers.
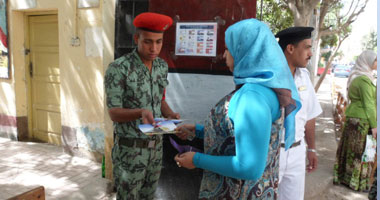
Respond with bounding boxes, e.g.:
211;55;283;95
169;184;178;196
112;140;163;200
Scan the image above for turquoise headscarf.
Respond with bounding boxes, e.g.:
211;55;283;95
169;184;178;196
225;18;301;150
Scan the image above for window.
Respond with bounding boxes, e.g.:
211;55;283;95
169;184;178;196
115;0;149;59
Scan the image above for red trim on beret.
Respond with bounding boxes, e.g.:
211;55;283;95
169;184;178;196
133;12;173;32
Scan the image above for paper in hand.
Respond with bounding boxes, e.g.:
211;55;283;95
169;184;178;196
139;120;177;135
169;137;202;153
154;118;183;124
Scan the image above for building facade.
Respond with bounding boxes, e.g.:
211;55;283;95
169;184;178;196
0;0;115;167
0;1;256;191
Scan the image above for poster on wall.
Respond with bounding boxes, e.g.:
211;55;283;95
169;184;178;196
0;0;9;79
175;22;217;57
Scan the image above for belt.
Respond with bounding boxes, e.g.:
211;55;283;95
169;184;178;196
280;140;301;148
116;136;160;149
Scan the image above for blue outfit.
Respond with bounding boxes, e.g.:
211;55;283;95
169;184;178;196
191;19;301;199
194;84;281;180
196;84;284;199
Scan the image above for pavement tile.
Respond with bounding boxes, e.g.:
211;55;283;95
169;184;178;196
304;75;368;200
0;139;112;200
1;191;15;200
0;75;369;200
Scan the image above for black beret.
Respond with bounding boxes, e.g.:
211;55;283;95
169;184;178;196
275;27;314;51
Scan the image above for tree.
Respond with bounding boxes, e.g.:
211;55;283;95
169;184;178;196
361;30;377;51
316;25;351;91
258;0;369;91
257;0;293;34
313;0;368;91
279;0;368;91
281;0;320;26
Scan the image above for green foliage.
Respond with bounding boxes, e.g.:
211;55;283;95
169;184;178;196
320;1;352;48
257;0;293;34
320;34;338;48
321;51;332;62
361;30;377;51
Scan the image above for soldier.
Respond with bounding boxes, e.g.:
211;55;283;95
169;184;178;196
104;12;179;200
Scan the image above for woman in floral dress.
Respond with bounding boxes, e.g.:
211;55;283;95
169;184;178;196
174;19;301;199
333;50;377;191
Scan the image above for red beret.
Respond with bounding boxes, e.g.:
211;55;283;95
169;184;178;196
133;12;173;33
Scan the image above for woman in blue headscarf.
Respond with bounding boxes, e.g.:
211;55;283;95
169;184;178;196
174;19;301;199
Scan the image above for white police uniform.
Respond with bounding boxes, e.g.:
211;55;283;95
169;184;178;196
278;68;322;200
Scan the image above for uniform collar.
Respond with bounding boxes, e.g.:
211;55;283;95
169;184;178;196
294;67;302;77
131;48;159;70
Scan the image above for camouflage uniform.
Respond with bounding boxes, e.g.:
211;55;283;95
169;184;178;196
104;49;168;200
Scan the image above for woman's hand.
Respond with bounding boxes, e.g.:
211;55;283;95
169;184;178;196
174;152;196;169
175;124;196;140
371;128;377;139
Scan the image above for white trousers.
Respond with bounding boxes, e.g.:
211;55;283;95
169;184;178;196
278;139;306;200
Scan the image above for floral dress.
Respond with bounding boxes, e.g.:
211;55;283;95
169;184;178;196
199;90;284;200
333;76;376;192
333;118;373;191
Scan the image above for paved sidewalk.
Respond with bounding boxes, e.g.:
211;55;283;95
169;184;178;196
0;74;371;200
305;75;368;200
0;139;113;200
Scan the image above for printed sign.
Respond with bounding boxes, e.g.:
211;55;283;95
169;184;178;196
175;22;217;57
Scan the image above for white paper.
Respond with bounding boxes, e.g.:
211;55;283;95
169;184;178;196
362;135;376;162
139;120;177;135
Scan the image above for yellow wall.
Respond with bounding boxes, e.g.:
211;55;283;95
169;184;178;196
102;0;115;179
3;0;115;161
0;80;16;116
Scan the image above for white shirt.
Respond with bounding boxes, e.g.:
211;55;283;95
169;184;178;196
291;68;322;142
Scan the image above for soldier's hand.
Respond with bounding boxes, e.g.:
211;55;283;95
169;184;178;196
168;112;180;119
175;124;196;140
141;109;155;125
174;152;196;169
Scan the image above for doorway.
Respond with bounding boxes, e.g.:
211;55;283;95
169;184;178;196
27;15;61;145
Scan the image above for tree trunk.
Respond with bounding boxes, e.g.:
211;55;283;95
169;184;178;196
314;36;347;92
285;0;320;26
308;38;321;84
314;57;333;92
308;9;320;84
284;0;322;84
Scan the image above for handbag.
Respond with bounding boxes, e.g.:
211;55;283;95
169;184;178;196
362;134;376;162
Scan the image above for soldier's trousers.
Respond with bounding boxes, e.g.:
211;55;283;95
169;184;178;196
112;141;163;200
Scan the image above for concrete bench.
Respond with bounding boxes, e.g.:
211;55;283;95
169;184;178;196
7;186;45;200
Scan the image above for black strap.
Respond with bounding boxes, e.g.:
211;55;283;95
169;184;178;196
280;140;301;148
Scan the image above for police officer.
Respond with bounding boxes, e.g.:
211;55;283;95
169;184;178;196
105;12;179;200
275;27;323;200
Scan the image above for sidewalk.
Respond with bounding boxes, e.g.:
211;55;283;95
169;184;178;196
0;74;370;200
0;138;114;200
305;75;368;200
